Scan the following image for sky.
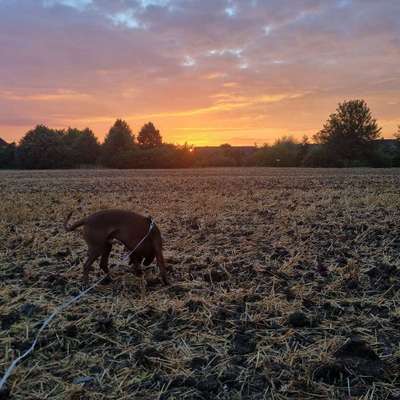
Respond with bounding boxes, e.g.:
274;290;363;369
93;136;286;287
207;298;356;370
0;0;399;146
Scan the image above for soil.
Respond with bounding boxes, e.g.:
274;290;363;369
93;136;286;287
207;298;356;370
1;168;400;399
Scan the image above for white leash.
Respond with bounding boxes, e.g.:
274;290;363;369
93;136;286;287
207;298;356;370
0;278;102;391
0;219;155;392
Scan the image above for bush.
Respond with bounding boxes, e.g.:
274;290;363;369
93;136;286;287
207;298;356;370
302;145;341;167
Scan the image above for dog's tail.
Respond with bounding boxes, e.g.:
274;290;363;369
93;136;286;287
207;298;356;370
64;211;86;232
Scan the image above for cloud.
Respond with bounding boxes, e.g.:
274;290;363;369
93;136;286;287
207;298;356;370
0;89;91;102
108;10;142;29
43;0;93;11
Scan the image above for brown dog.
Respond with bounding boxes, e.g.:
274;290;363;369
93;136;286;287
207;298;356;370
64;209;170;286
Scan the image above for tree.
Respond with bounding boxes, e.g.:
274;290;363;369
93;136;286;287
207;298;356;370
270;136;300;167
302;144;338;167
137;122;162;148
219;144;238;165
313;99;381;166
101;119;135;167
395;126;400;141
16;125;66;169
392;126;400;167
297;135;310;165
0;138;16;168
63;127;100;167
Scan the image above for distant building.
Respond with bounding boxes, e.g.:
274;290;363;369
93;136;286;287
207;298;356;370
194;145;258;156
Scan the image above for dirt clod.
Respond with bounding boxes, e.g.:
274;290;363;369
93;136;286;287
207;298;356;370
203;268;229;283
0;311;20;330
0;387;10;400
196;374;220;393
64;323;78;337
313;362;348;385
314;336;388;386
287;311;309;328
231;331;257;355
134;346;163;367
188;356;208;370
334;336;380;361
95;316;113;332
185;299;204;312
20;303;40;317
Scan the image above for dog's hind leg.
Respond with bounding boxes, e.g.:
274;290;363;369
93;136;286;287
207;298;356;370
82;247;101;288
99;243;113;284
151;235;169;285
99;243;112;274
156;249;168;285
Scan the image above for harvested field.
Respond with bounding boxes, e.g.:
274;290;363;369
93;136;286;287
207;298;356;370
1;168;400;399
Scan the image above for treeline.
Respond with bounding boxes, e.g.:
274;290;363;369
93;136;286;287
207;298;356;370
1;99;400;169
0;120;194;169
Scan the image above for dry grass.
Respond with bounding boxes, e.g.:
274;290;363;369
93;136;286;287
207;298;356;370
1;168;400;399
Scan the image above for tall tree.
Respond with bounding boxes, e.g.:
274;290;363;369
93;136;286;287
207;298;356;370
313;99;381;165
101;119;135;167
137;122;162;148
16;125;66;169
63;127;100;166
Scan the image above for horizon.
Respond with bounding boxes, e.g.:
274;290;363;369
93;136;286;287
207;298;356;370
0;0;399;146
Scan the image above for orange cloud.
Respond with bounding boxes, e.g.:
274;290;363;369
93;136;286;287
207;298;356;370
0;90;90;102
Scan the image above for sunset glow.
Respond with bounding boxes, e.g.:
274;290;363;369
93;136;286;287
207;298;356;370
0;0;399;145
